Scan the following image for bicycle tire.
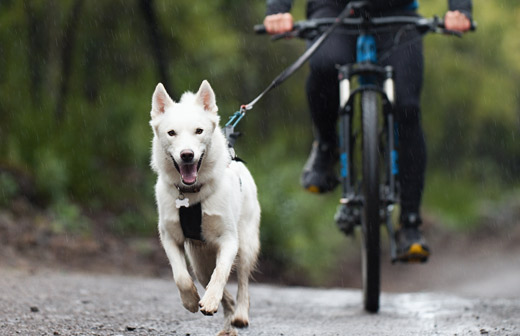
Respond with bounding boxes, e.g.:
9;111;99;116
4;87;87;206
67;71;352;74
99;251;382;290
361;90;381;313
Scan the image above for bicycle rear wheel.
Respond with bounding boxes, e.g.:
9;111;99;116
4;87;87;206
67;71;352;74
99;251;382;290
361;90;381;313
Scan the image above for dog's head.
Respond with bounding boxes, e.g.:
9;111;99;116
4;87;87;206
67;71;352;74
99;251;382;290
150;80;219;187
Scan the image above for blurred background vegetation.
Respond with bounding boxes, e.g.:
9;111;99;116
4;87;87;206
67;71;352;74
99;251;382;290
0;0;519;284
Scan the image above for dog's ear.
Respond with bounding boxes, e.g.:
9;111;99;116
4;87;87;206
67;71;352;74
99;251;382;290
151;83;174;118
196;80;218;114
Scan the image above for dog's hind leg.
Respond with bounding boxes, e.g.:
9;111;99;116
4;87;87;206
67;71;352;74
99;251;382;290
217;290;238;336
221;289;236;331
221;289;236;318
231;259;253;328
217;327;238;336
232;238;260;328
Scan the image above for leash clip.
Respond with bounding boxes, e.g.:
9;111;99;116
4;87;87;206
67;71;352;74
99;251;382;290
224;104;251;149
240;104;252;113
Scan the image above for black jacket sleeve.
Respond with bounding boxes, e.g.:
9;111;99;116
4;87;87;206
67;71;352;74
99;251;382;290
266;0;293;15
266;0;415;14
449;0;472;20
371;0;416;11
266;1;473;19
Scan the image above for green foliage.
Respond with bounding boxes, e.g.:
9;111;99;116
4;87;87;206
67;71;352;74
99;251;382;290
50;199;91;235
111;209;157;236
1;0;520;284
0;172;19;207
424;171;503;230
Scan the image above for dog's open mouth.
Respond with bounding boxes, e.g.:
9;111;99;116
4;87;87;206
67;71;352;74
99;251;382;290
171;153;204;186
179;163;198;185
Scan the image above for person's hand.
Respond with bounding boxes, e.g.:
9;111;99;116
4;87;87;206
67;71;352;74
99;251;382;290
263;13;294;34
444;10;471;32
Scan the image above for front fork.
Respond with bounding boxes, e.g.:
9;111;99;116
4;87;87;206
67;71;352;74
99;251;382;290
336;64;398;245
381;67;399;262
338;68;354;203
334;67;358;234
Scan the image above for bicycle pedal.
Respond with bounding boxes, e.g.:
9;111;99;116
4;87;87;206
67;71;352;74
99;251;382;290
336;222;356;236
334;204;360;236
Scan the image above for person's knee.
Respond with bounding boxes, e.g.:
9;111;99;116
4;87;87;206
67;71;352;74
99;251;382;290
308;60;337;84
306;66;338;98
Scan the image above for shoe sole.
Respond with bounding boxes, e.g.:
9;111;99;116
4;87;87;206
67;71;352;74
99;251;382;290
396;243;430;263
304;182;339;194
306;185;321;194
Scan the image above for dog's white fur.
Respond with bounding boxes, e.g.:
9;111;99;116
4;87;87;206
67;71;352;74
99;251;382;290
150;80;260;334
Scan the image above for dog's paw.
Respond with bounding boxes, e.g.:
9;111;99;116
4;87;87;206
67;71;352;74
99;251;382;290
217;328;238;336
231;304;249;328
231;316;249;328
199;293;221;316
179;284;200;313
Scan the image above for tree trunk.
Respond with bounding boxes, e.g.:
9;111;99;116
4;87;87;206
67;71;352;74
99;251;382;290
138;0;173;98
24;0;50;107
55;0;84;121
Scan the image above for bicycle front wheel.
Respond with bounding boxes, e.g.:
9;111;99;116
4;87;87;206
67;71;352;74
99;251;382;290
361;90;381;313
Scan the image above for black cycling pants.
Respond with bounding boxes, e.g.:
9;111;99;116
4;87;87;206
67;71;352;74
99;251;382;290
306;4;426;216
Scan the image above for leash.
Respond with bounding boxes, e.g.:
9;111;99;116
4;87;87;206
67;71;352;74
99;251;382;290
223;5;353;147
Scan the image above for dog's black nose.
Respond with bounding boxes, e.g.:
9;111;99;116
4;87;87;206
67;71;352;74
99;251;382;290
180;150;194;163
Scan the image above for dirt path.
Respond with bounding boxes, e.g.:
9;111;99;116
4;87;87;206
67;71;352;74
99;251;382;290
1;267;519;336
2;238;520;336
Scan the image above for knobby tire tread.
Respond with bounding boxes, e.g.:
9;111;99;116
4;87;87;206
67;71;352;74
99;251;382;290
361;90;381;313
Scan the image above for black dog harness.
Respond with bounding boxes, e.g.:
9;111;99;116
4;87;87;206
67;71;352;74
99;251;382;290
179;202;204;241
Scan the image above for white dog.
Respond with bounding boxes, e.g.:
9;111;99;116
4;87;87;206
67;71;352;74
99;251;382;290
150;80;261;335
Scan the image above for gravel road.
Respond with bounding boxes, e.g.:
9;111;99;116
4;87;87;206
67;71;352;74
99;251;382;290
1;268;519;336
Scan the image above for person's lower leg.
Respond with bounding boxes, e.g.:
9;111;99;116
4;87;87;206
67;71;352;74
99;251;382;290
397;106;426;223
300;70;340;193
395;106;430;261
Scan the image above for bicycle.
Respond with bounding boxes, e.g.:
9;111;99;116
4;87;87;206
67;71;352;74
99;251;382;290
255;1;475;313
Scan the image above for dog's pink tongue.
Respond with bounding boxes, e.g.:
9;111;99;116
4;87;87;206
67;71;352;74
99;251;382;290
180;164;197;185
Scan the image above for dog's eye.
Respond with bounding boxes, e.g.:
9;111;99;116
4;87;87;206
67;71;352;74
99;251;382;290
167;130;176;137
195;128;203;135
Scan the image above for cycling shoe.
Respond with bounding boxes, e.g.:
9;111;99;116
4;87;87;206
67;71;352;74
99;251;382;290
301;141;339;193
395;213;430;263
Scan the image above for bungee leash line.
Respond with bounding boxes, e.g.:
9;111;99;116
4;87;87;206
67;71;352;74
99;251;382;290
223;4;354;147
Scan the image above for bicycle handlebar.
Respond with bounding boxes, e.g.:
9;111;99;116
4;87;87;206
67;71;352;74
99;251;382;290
254;16;476;40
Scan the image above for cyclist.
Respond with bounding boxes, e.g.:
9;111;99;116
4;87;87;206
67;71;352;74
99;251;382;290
263;0;472;261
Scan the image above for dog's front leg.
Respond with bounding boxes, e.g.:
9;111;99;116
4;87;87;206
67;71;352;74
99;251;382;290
199;235;238;316
159;226;200;313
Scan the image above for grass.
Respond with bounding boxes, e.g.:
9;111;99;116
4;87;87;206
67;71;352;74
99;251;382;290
423;170;507;231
